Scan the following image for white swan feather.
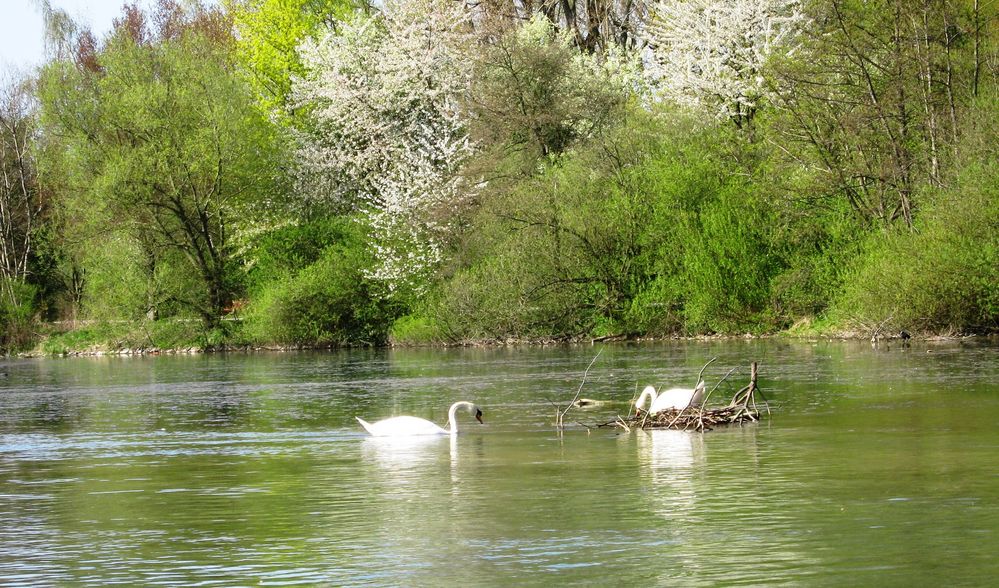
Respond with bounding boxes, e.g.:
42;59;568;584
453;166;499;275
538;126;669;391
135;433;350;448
635;381;706;414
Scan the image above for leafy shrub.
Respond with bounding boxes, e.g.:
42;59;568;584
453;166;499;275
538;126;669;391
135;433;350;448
0;281;39;352
244;217;359;294
243;223;399;346
419;108;785;340
388;314;444;346
835;162;999;333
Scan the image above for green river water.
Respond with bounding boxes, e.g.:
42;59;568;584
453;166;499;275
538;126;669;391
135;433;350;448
1;339;997;586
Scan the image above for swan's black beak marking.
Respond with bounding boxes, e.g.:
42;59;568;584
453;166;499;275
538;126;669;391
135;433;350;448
475;409;483;424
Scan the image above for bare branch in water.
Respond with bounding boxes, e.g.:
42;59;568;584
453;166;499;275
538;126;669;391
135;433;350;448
557;348;603;428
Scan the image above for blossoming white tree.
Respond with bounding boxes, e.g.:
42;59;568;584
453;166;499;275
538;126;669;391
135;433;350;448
294;0;474;293
646;0;808;126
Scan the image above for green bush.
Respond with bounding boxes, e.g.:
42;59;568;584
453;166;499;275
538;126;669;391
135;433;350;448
834;162;999;334
768;205;867;325
388;314;444;346
39;326;111;355
0;280;39;352
418;108;785;340
244;217;358;294
243;223;398;346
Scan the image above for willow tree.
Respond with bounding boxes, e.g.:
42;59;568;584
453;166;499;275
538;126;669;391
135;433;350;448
38;1;286;328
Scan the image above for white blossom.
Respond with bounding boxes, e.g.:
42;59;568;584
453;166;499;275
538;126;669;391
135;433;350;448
294;0;474;293
646;0;808;121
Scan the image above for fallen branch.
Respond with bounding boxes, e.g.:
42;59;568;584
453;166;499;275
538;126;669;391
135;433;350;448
695;357;717;387
557;348;603;429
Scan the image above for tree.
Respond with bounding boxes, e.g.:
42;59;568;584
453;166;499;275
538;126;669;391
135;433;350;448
0;70;43;309
468;0;651;53
37;0;287;328
646;0;808;128
467;15;643;166
294;0;475;295
226;0;362;115
768;0;986;229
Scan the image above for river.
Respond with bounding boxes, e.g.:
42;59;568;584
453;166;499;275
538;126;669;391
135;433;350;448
1;339;997;585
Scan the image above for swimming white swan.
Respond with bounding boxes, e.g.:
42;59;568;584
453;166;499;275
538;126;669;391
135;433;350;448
634;381;707;414
356;401;483;437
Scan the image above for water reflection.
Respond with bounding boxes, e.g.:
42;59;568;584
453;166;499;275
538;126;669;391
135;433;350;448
361;435;449;477
633;429;705;519
3;342;999;585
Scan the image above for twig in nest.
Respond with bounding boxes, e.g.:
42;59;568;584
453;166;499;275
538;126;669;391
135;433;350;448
696;357;717;387
701;367;738;407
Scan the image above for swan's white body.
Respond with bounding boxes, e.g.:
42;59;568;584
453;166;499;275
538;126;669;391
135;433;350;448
356;401;483;437
635;381;706;414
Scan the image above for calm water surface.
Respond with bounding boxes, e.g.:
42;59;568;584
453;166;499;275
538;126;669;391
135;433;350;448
1;340;998;585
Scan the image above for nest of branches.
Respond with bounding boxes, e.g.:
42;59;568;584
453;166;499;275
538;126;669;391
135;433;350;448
599;362;767;433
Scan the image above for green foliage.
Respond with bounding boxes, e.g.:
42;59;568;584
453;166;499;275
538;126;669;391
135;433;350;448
768;203;867;324
39;326;108;355
768;0;982;230
244;217;359;294
228;0;358;115
74;234;148;322
835;163;999;333
0;280;38;352
243;220;398;346
15;3;999;348
467;15;639;171
36;319;212;354
37;4;289;329
422;108;783;341
388;314;443;346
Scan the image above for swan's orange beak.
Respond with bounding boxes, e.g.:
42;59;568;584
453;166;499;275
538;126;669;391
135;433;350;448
475;409;483;424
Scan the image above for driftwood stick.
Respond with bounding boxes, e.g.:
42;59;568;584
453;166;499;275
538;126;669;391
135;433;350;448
729;385;750;407
557;348;603;428
747;362;759;413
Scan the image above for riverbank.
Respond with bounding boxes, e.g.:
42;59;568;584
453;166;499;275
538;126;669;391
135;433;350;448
15;320;991;358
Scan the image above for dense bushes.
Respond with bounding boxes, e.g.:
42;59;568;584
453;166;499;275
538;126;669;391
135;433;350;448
835;164;999;334
412;110;788;342
0;281;38;352
242;218;401;346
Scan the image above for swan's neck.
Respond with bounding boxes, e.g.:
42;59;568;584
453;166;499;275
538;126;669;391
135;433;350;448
446;401;472;434
636;386;657;410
